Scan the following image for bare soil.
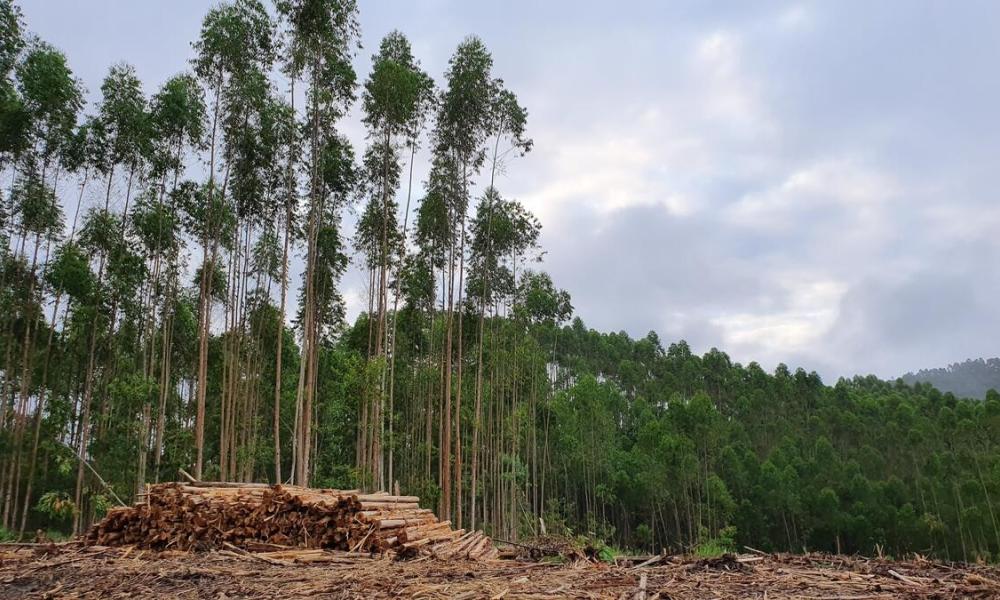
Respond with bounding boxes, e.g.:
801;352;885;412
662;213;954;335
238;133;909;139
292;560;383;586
2;544;998;599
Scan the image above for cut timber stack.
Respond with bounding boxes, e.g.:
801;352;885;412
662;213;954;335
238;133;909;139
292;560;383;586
84;482;496;560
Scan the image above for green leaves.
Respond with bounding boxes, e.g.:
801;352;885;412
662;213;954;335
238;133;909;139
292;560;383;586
516;271;572;326
36;491;75;522
363;31;434;139
467;189;544;308
436;36;496;169
0;0;24;79
149;73;206;176
16;40;83;165
45;242;93;301
11;171;61;237
317;133;356;205
96;63;150;170
78;207;121;257
130;193;181;257
175;180;235;246
0;79;30;158
277;0;358;79
194;0;276;84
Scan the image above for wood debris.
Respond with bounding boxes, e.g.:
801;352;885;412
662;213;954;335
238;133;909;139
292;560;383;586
3;546;1000;599
83;481;496;560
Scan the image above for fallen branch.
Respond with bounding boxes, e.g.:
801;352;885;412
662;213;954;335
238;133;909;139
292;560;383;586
632;553;666;569
55;440;125;507
887;568;922;587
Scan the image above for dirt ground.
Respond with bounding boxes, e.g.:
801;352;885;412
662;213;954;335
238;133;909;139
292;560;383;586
2;544;999;599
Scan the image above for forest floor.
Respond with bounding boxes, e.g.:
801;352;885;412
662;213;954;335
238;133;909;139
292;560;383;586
2;543;999;599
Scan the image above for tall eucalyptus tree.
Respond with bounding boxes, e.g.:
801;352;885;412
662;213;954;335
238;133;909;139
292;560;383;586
269;90;298;485
277;0;359;486
430;36;499;523
16;117;103;537
191;0;275;479
356;30;434;489
217;66;278;481
71;63;149;533
467;85;531;532
0;38;83;531
466;191;539;530
144;74;205;483
1;41;79;410
2;37;82;433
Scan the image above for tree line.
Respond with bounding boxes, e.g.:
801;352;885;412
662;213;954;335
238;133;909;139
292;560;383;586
903;358;1000;401
1;0;999;562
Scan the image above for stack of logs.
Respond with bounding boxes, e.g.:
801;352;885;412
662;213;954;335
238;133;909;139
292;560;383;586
85;482;496;560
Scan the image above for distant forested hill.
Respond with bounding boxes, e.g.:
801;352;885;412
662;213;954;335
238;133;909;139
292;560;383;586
901;358;1000;399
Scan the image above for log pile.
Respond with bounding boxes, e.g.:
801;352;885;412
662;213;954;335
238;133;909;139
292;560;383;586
84;482;496;560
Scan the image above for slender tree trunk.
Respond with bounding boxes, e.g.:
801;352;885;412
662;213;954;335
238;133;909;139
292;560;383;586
454;192;467;529
3;233;42;528
273;77;295;485
195;70;224;480
440;230;455;520
273;210;291;483
71;161;119;535
387;143;418;489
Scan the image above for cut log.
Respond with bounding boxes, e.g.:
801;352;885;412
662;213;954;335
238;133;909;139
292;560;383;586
84;481;494;561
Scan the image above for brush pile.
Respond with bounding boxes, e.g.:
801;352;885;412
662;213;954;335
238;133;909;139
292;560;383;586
84;481;496;560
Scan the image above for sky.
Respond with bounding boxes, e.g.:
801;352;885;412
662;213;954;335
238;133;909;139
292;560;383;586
18;0;1000;382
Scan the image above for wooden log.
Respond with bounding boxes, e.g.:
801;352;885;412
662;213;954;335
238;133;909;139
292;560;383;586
357;501;420;510
402;537;432;550
353;494;420;503
84;480;493;560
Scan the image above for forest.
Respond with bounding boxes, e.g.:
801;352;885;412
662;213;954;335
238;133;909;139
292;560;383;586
902;358;1000;401
1;0;999;565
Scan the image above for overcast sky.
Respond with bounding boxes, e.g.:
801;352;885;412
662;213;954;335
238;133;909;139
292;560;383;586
19;0;1000;381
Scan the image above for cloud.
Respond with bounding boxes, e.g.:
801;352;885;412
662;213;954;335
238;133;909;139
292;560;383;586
727;159;900;232
777;5;811;32
711;275;846;363
21;0;1000;380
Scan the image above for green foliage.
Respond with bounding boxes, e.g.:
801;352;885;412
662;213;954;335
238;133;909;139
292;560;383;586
97;63;150;168
36;491;75;521
695;526;738;557
0;0;24;78
46;242;94;300
0;78;31;157
194;0;276;84
91;494;112;520
16;39;83;162
149;73;206;175
12;172;62;236
596;543;618;562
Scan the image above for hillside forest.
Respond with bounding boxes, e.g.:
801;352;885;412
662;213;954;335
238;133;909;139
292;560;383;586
902;358;1000;401
1;0;999;563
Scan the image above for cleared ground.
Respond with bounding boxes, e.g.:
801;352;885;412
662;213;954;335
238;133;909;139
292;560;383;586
2;544;999;599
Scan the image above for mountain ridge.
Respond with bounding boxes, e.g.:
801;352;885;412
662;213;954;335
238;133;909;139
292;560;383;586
900;357;1000;400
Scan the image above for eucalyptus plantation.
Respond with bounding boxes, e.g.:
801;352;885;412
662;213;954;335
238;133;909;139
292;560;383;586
3;0;1000;568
